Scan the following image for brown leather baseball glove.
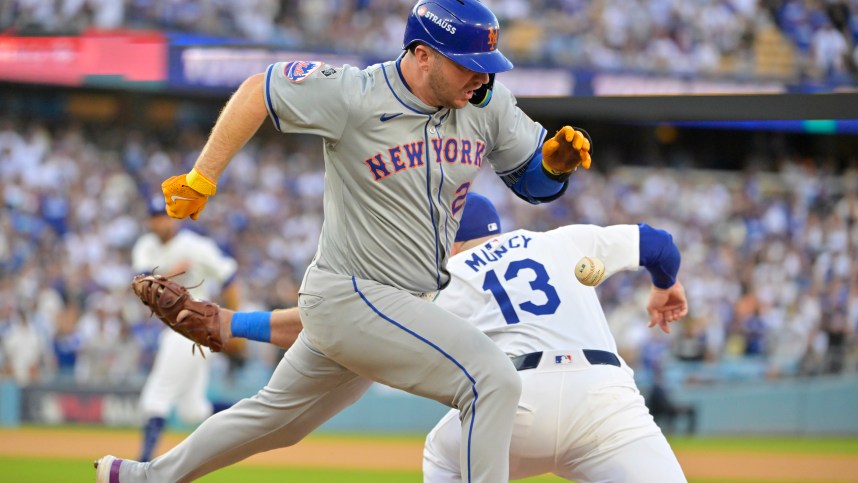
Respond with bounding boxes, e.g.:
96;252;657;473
131;273;223;356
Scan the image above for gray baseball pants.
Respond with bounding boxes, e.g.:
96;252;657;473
118;265;521;482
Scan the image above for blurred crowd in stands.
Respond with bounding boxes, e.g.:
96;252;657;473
1;117;857;390
2;0;858;83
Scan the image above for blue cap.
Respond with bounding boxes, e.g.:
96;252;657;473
148;195;167;216
456;193;502;242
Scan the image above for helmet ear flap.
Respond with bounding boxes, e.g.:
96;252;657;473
469;73;495;108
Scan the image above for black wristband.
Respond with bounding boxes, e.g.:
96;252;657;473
541;163;572;182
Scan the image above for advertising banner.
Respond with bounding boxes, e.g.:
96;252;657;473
167;46;576;97
0;30;166;87
168;46;363;92
587;72;785;96
21;384;141;427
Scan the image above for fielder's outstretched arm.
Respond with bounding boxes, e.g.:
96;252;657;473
219;307;303;350
637;223;688;333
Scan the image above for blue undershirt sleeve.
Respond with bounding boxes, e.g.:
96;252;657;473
638;223;681;289
504;151;568;204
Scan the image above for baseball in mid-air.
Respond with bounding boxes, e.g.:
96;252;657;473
574;256;606;287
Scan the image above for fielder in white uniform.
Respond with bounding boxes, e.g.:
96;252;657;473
131;199;239;462
422;193;688;482
96;1;592;482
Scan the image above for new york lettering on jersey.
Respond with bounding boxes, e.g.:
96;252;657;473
363;137;486;181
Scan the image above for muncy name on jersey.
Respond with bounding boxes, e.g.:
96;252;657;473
463;234;533;273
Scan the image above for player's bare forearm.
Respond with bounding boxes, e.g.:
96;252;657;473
270;308;303;349
219;306;303;350
194;73;268;181
646;280;688;334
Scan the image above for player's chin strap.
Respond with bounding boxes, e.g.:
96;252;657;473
469;73;495;108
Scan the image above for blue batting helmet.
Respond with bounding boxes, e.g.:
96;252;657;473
403;0;513;74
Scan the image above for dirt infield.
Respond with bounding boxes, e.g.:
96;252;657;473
2;427;858;481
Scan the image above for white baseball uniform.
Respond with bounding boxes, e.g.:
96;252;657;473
132;228;237;422
423;225;687;482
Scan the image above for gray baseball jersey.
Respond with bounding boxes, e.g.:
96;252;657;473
106;59;546;483
264;59;545;293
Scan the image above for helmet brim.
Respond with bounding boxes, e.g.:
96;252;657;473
446;50;513;74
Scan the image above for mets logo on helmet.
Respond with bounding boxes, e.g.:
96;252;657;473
285;60;323;82
487;26;498;51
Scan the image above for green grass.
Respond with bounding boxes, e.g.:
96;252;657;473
301;433;858;454
0;456;565;483
0;455;848;483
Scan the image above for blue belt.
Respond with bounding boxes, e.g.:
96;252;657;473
510;350;620;371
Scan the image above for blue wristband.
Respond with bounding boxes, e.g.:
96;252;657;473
231;311;272;343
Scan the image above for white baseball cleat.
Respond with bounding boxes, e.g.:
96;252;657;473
94;455;122;483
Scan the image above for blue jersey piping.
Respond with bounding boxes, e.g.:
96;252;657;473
352;276;478;482
264;64;281;132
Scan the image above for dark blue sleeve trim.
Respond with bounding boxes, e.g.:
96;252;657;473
264;64;282;132
638;223;680;289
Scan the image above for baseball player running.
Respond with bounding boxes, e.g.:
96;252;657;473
131;198;240;462
96;1;592;482
125;192;688;482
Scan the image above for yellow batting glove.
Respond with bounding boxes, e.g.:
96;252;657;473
161;168;217;220
542;126;592;178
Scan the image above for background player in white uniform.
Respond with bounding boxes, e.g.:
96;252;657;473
422;193;688;482
131;198;240;462
129;192;688;482
97;1;593;482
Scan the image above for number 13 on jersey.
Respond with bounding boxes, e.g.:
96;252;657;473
481;258;560;324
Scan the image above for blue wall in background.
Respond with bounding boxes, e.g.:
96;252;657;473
674;375;858;435
0;379;20;426
5;374;857;436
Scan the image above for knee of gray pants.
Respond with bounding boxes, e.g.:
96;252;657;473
460;356;521;412
492;361;522;403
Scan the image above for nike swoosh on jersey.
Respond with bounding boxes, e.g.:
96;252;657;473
379;112;403;122
171;195;196;202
